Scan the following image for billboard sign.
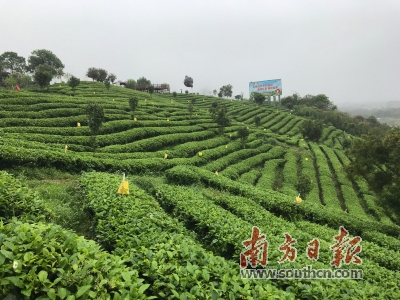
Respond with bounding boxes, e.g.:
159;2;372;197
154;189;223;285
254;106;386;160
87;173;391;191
249;79;282;98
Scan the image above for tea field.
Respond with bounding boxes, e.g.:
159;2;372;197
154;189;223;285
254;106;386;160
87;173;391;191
1;82;399;299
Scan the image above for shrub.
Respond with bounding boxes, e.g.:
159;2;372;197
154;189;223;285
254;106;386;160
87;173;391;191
165;165;200;185
0;220;149;299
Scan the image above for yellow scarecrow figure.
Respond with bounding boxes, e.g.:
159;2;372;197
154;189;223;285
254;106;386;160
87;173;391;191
113;99;115;101
117;173;129;195
77;122;81;127
305;158;308;161
94;92;96;94
215;170;219;175
167;119;169;122
296;194;302;204
198;151;203;157
64;145;68;153
229;133;232;138
134;117;137;121
225;145;228;149
164;153;168;159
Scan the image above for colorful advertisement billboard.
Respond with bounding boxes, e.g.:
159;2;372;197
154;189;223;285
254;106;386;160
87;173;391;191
249;79;282;97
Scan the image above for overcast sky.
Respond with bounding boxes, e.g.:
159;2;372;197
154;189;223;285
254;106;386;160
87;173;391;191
1;0;399;106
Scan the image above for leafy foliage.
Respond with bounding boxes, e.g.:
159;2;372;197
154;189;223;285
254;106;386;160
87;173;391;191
125;79;137;89
137;76;151;87
67;75;80;93
107;73;116;83
237;126;250;148
104;79;111;91
33;68;53;91
345;127;400;213
0;220;149;299
27;49;64;75
0;51;26;74
210;103;230;135
0;171;54;222
253;92;266;106
97;69;108;82
86;67;99;81
300;119;324;142
219;84;233;98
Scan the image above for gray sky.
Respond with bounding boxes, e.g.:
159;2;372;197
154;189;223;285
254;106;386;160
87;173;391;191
1;0;399;105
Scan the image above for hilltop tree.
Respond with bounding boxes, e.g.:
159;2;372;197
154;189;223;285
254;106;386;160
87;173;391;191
86;68;99;81
344;127;400;214
188;98;196;119
68;75;80;94
108;73;117;83
300;119;323;142
34;64;54;91
185;90;189;95
237;127;250;148
281;93;300;109
210;103;230;135
28;49;64;75
296;94;337;111
148;85;154;95
55;67;64;82
234;95;242;100
129;97;139;118
97;69;108;82
253;92;266;106
220;84;233;98
173;91;177;98
3;76;17;89
0;51;26;74
125;79;137;89
137;77;151;87
86;103;105;151
218;91;223;98
104;80;111;91
213;89;217;96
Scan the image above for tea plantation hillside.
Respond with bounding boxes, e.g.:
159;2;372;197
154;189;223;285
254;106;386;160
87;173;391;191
1;82;400;299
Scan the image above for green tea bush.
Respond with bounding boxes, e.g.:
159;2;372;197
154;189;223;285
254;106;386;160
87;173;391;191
0;171;54;223
0;220;150;299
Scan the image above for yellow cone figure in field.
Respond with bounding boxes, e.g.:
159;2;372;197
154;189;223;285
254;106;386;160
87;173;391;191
215;170;219;175
164;153;168;159
94;92;96;94
117;173;129;195
225;145;228;149
296;194;302;204
305;158;308;161
77;122;81;127
229;133;232;138
134;117;137;121
113;99;114;101
64;145;68;153
167;119;169;122
199;151;203;157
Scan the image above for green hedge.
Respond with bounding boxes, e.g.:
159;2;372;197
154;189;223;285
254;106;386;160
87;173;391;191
0;171;54;223
164;165;400;238
0;220;149;299
79;172;294;299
